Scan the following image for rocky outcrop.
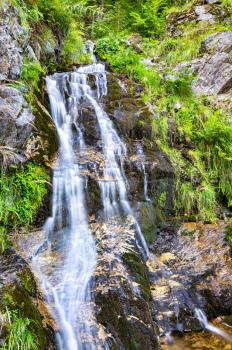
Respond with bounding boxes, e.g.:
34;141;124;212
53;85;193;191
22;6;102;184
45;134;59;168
0;2;29;81
193;31;232;95
149;221;232;335
0;85;35;166
166;0;229;37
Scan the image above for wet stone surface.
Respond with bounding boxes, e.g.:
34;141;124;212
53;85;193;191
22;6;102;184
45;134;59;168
149;221;232;335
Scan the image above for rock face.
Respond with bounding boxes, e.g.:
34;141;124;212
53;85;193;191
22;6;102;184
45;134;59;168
0;2;29;81
0;85;35;166
93;218;159;349
166;0;227;37
193;31;232;95
149;221;232;335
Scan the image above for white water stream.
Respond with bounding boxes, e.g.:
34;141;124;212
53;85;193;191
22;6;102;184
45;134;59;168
73;63;149;257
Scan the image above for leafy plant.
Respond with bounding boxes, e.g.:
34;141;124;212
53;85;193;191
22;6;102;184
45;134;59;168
0;163;48;230
20;58;46;92
2;309;38;350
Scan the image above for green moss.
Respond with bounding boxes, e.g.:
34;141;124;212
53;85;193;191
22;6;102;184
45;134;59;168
123;251;151;301
18;269;36;295
2;284;46;349
0;163;48;230
140;204;158;245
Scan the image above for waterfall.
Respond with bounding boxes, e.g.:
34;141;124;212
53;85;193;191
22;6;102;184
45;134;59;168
32;73;96;350
31;61;149;349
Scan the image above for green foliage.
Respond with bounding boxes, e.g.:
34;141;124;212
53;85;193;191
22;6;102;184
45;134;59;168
0;163;48;230
62;23;91;65
195;112;232;206
95;36;126;59
2;309;38;350
226;218;232;252
165;75;193;99
20;58;46;92
0;226;10;254
178;181;217;222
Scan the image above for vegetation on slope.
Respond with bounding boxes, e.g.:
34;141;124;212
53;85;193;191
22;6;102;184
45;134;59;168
90;0;232;222
0;164;48;253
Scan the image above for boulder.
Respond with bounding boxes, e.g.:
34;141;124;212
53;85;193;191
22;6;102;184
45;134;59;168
166;1;228;37
193;31;232;95
195;5;215;22
0;85;35;166
0;3;29;81
201;31;232;53
193;52;232;95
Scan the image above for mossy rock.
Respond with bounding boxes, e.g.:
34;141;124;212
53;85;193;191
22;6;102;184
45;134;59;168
0;248;55;349
123;250;151;301
1;283;46;349
96;286;158;350
140;203;158;245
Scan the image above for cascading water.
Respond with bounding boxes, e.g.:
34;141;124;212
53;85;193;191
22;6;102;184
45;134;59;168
135;141;152;203
195;309;232;343
31;60;149;349
32;73;96;350
73;63;149;258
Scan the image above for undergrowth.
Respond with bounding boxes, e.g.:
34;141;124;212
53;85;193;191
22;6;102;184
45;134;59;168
2;309;38;350
0;163;48;251
93;1;232;222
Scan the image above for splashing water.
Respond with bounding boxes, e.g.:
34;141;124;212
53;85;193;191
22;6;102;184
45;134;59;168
195;309;232;343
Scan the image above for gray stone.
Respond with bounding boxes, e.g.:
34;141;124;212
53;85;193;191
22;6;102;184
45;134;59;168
0;85;35;165
191;31;232;95
0;3;29;81
195;5;215;22
26;45;38;61
202;31;232;53
193;52;232;95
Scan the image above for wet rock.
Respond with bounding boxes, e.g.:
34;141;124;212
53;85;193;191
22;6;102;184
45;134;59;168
0;85;35;166
0;3;29;81
93;217;160;349
149;221;232;334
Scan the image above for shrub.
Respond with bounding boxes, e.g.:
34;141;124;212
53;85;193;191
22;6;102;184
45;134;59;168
0;163;48;230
